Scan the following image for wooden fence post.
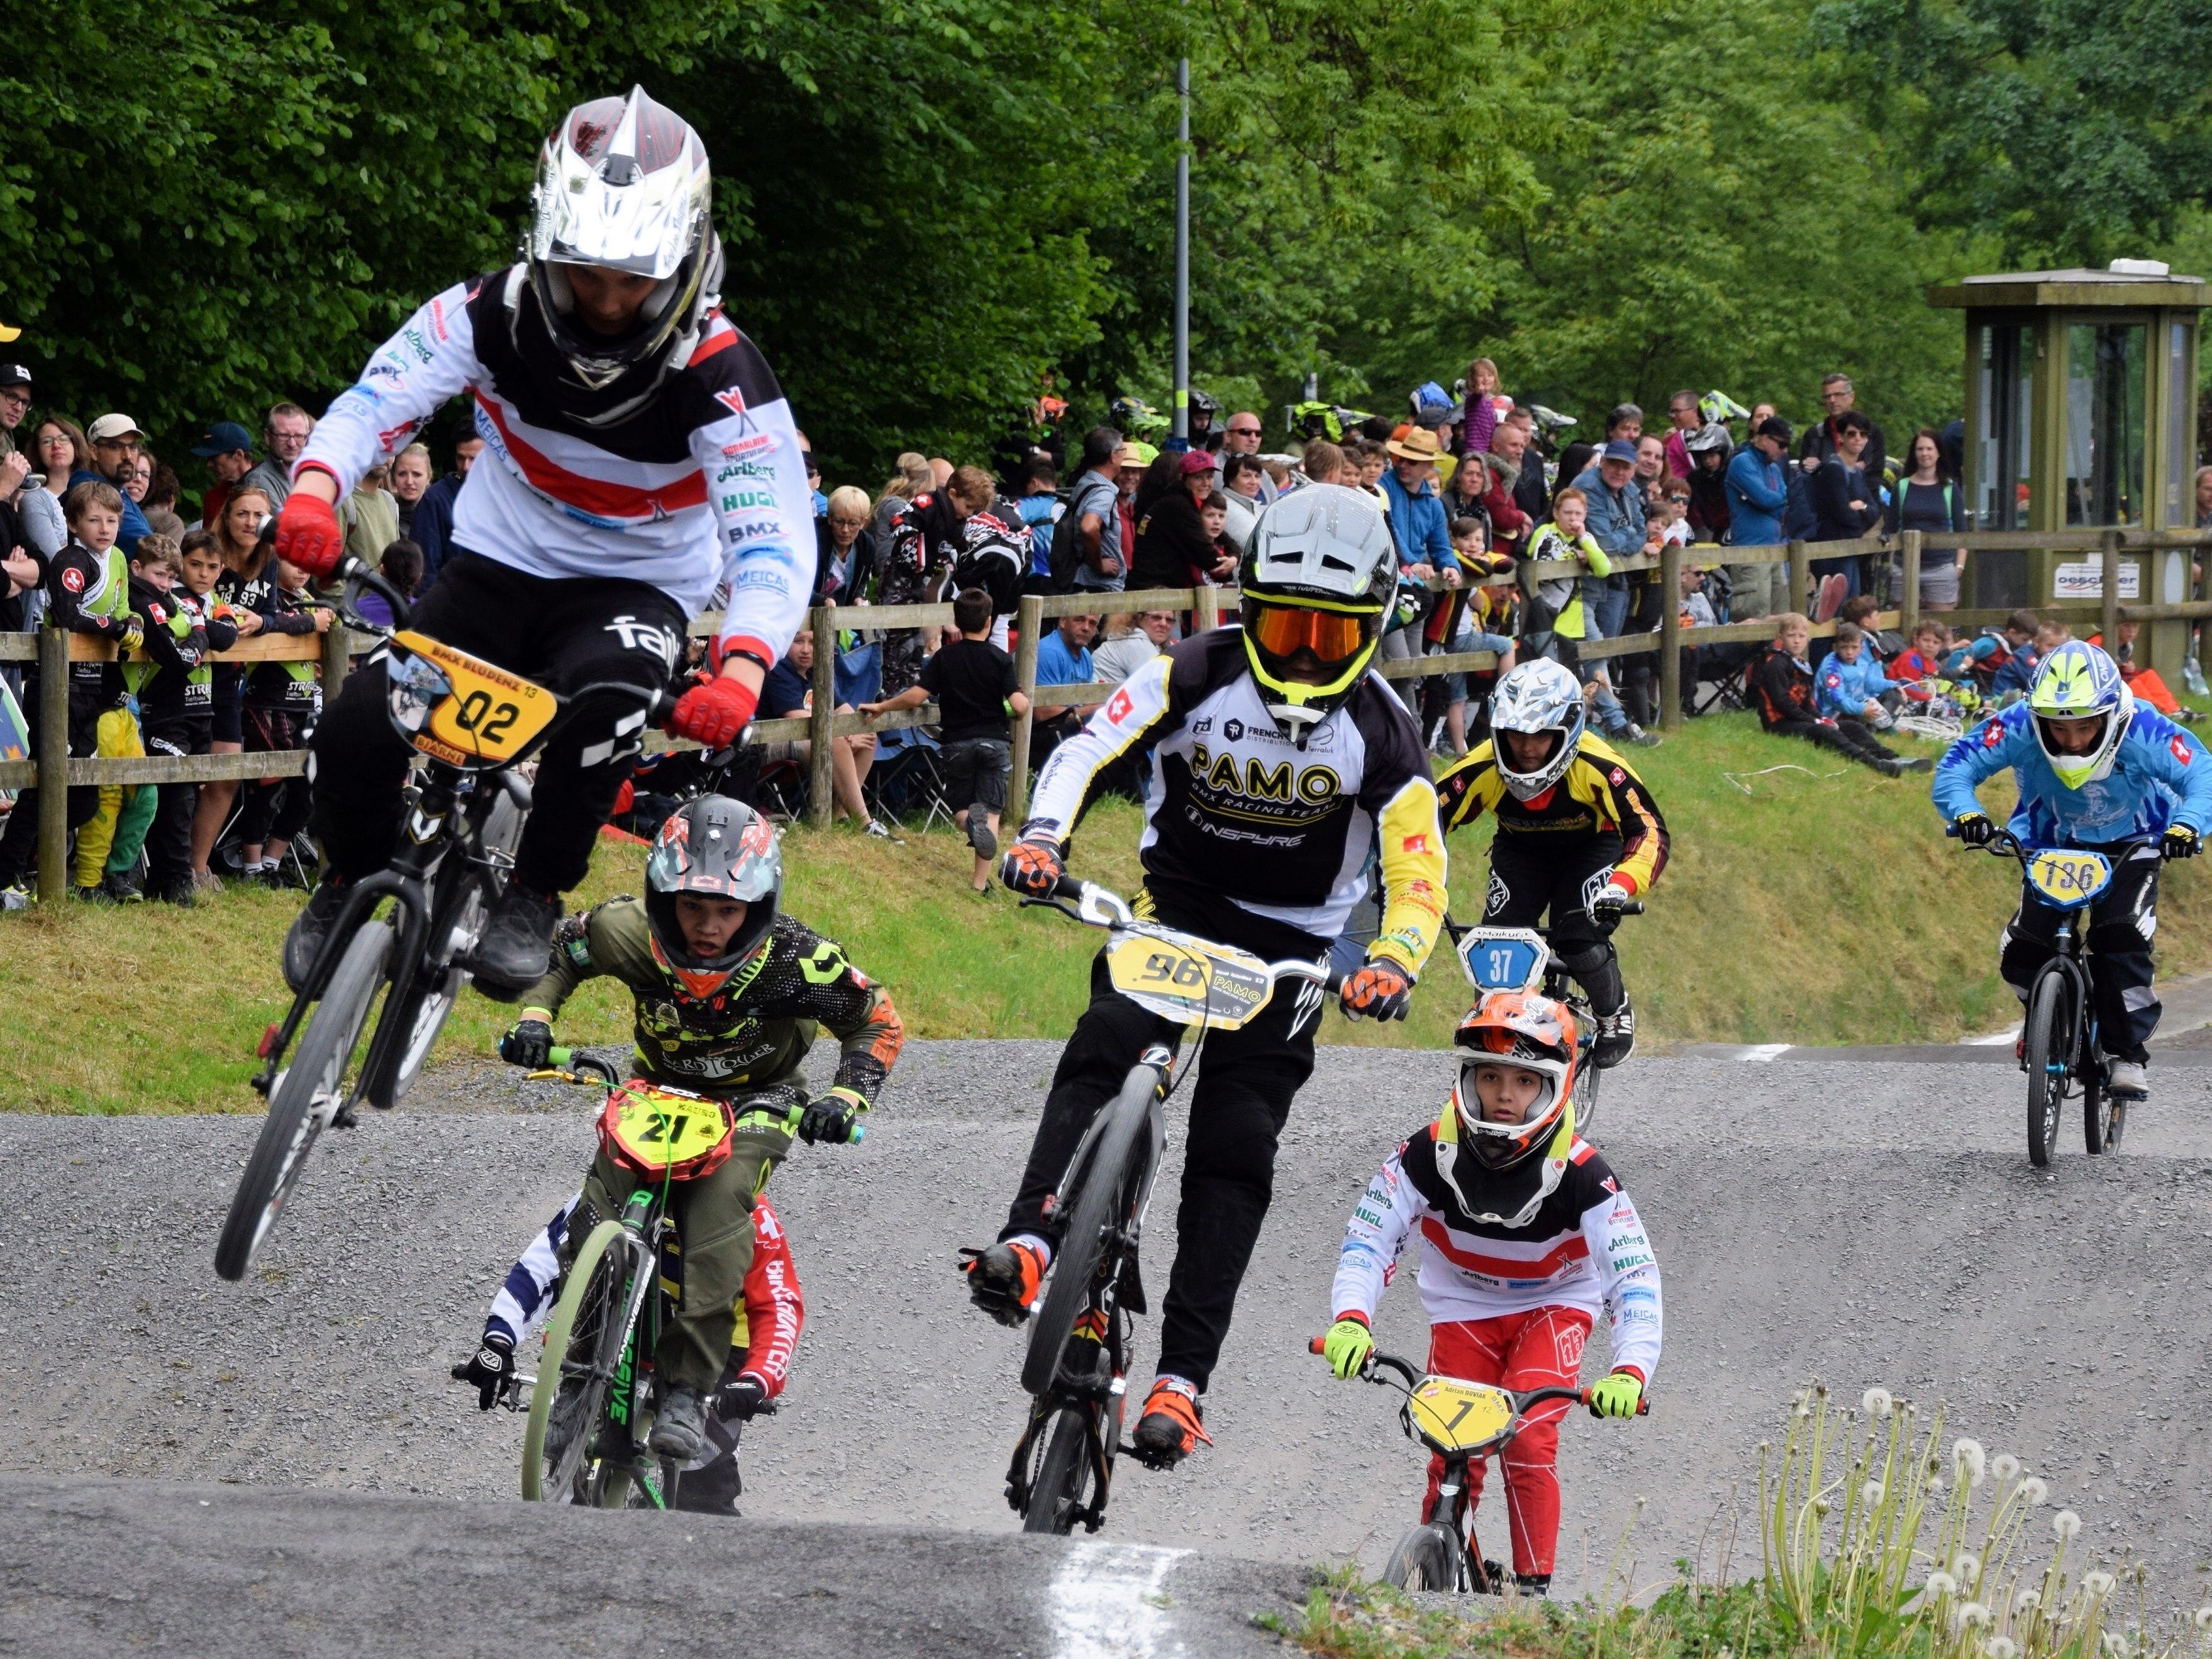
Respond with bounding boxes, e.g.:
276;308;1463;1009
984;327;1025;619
1787;539;1811;619
1194;586;1220;633
1658;541;1682;733
2100;528;2121;648
1899;531;1922;641
1006;593;1045;828
320;619;351;697
35;626;69;906
807;604;836;830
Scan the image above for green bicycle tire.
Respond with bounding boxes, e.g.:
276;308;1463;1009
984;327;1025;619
521;1219;642;1502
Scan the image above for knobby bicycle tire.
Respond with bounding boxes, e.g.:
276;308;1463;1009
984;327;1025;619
1574;1053;1601;1140
1021;1407;1096;1536
1021;1065;1156;1399
381;793;524;1108
2084;1070;2116;1155
214;923;392;1280
1381;1523;1460;1592
2023;970;2072;1168
522;1220;640;1502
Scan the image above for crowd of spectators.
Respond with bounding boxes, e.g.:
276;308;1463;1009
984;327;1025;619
1;343;2197;909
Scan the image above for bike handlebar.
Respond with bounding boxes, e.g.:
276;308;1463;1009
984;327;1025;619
1305;1336;1647;1413
538;1048;621;1085
1031;875;1345;995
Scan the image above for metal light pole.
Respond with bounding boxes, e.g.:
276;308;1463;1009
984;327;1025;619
1172;48;1190;445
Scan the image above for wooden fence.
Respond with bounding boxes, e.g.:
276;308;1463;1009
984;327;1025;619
4;521;2207;897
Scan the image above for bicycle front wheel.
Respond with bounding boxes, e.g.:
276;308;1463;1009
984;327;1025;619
1021;1407;1098;1536
1381;1523;1460;1591
2023;969;2072;1168
214;922;392;1280
522;1220;644;1503
1021;1064;1157;1399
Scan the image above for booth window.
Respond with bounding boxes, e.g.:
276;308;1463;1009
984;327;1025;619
1974;322;2033;530
2065;322;2145;526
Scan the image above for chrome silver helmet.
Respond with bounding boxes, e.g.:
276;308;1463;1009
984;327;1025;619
1490;658;1586;801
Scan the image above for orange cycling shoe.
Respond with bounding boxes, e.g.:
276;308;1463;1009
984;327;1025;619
961;1240;1048;1328
1130;1377;1212;1468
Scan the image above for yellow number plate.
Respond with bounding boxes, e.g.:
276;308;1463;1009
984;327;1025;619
601;1085;735;1180
1406;1379;1517;1455
2025;848;2113;908
1104;931;1276;1031
392;630;558;767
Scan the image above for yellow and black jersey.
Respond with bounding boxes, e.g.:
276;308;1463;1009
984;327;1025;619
1435;735;1669;897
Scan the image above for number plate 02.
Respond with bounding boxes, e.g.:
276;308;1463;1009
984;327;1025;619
391;630;558;767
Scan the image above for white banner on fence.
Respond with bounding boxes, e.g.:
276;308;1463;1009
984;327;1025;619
2051;560;2140;601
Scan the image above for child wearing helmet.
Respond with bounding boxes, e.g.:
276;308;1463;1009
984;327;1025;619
482;794;903;1462
1321;991;1661;1595
1935;640;2211;1098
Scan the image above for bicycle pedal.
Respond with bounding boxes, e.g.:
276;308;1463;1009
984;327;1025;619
1052;1347;1114;1400
331;1102;359;1129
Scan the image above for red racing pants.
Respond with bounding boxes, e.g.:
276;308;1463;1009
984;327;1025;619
1423;1305;1593;1577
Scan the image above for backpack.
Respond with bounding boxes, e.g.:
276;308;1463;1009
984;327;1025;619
1047;485;1094;592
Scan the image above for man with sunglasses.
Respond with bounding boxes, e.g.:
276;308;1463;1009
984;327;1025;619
967;483;1447;1470
1220;411;1278;502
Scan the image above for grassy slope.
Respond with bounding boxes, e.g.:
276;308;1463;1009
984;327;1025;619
1;704;2204;1113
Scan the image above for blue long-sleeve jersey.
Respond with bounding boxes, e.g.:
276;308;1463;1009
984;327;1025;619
1932;702;2212;850
1815;650;1889;718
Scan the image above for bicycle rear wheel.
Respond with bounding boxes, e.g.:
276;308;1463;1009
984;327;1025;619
523;1220;643;1502
1573;1049;1601;1140
2084;1068;2116;1155
1021;1065;1156;1399
1021;1407;1098;1535
1381;1523;1460;1591
2023;970;2071;1168
214;922;392;1280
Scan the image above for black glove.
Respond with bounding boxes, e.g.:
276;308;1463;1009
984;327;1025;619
1000;835;1065;898
1952;813;1997;847
451;1332;515;1410
798;1087;865;1146
2162;824;2201;862
713;1375;769;1421
1340;958;1414;1022
499;1017;553;1069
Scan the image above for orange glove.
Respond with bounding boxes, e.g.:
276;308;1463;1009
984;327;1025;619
1340;958;1412;1022
669;675;758;749
999;836;1064;897
274;480;345;580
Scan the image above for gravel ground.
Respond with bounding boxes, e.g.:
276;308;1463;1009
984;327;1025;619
2;1041;2208;1607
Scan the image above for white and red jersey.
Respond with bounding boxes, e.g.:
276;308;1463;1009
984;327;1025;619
296;265;812;672
1331;1114;1662;1384
488;1192;806;1397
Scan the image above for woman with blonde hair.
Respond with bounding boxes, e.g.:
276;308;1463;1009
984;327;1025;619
817;484;876;601
870;452;933;548
190;484;274;886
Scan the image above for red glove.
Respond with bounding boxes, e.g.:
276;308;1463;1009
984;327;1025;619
670;674;758;749
274;485;345;581
1340;958;1413;1022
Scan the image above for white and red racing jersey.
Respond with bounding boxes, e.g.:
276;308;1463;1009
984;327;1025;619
296;265;813;672
1331;1116;1662;1384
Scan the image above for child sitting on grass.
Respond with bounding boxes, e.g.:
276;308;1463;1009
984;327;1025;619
1815;621;1899;731
1320;991;1660;1597
1748;613;1924;775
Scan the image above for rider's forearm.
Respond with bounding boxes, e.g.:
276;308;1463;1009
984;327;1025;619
829;984;905;1109
297;280;480;498
1370;777;1447;974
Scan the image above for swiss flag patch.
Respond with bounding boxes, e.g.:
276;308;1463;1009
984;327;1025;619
1103;687;1134;725
60;567;84;593
1401;832;1432;856
1609;767;1626;786
1983;722;2005;748
2174;735;2194;767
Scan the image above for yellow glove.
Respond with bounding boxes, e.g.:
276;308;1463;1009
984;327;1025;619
1588;1370;1644;1418
1322;1316;1375;1380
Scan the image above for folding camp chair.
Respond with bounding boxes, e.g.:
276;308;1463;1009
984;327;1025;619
868;726;959;835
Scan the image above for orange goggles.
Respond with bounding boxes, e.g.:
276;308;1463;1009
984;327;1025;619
1245;602;1372;663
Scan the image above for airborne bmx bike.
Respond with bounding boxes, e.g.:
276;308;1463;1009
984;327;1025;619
519;1050;796;1509
213;561;668;1281
1444;901;1640;1138
1952;826;2154;1165
1313;1338;1642;1592
982;877;1339;1536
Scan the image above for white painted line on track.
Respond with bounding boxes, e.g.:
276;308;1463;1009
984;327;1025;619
1048;1540;1191;1659
1739;1043;1792;1063
1964;1026;2023;1046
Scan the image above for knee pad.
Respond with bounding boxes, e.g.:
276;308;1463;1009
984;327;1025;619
1553;939;1613;979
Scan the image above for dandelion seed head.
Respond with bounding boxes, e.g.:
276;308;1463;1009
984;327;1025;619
2191;1607;2212;1631
1814;1498;1831;1516
1992;1453;2021;1484
1954;1553;1982;1582
1955;1438;1987;1484
1926;1572;1959;1598
2084;1572;2115;1597
1927;1477;1946;1496
1955;1602;1991;1631
1863;1481;1885;1507
2022;1477;2050;1506
1863;1387;1894;1418
2017;1590;2042;1612
2054;1511;2082;1541
1989;1639;2018;1659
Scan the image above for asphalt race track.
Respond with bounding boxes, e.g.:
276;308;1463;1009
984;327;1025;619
0;1039;2207;1653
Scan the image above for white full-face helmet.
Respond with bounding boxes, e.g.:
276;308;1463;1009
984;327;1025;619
528;87;723;393
1489;657;1587;801
1237;484;1396;742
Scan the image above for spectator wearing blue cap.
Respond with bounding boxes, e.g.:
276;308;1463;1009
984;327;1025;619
191;419;258;533
1570;438;1652;639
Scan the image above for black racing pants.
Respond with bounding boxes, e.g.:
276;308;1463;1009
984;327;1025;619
308;552;687;896
2001;845;2162;1063
1483;832;1626;1018
1765;716;1897;770
0;677;99;889
1002;880;1328;1394
141;718;208;891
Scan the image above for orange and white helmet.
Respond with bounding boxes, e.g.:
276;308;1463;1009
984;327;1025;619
1450;990;1576;1171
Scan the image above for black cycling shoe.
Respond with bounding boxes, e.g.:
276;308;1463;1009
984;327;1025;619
469;884;562;1001
282;877;353;994
650;1386;707;1461
1592;999;1635;1069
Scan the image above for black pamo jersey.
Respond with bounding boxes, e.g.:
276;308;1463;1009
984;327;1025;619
1023;628;1447;958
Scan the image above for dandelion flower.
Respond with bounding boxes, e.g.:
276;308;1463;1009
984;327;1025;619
2022;1477;2050;1506
1926;1572;1959;1599
2191;1607;2212;1631
2054;1511;2082;1541
1863;1387;1894;1417
1989;1640;2018;1659
1863;1480;1885;1507
1926;1477;1946;1497
1992;1453;2021;1484
2085;1572;2115;1597
1814;1498;1832;1516
1955;1438;1987;1485
1954;1552;1982;1582
1955;1602;1991;1631
2017;1590;2042;1613
2100;1633;2126;1658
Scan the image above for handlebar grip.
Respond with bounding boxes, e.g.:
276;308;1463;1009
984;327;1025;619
546;1046;572;1068
1616;899;1644;916
1053;872;1084;898
1308;1336;1326;1355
